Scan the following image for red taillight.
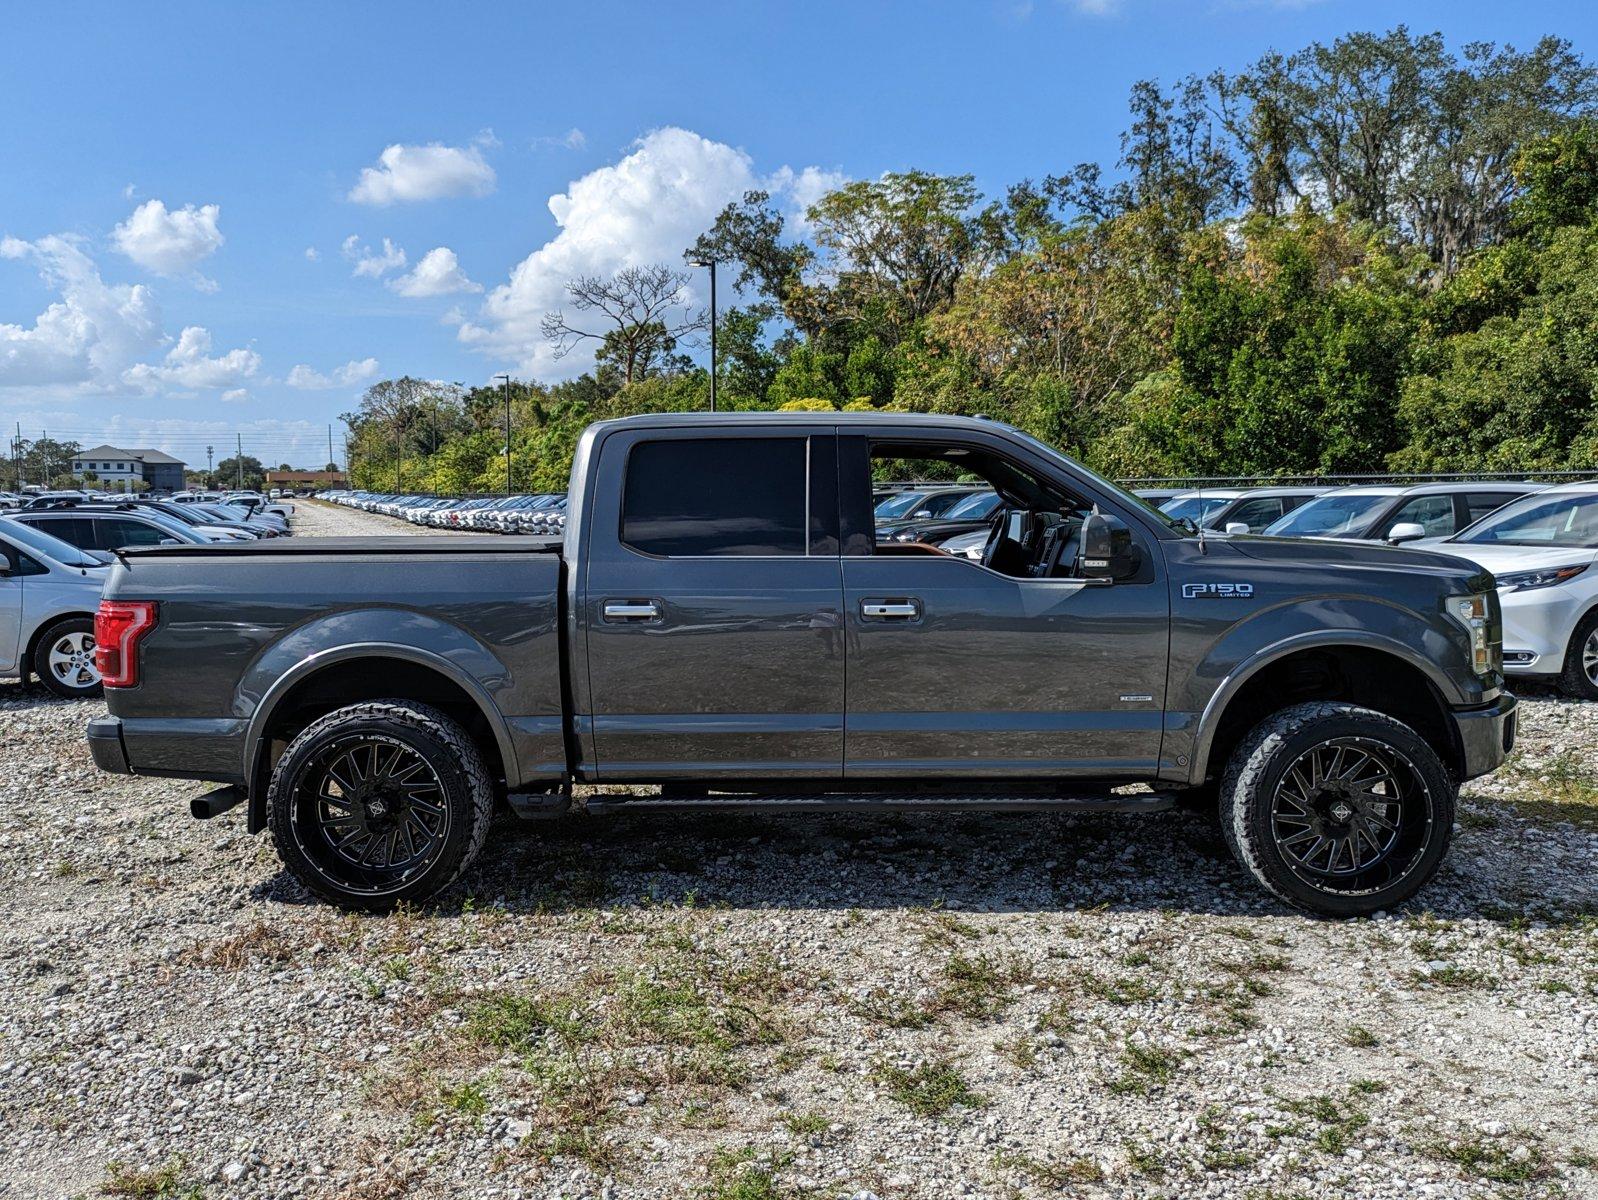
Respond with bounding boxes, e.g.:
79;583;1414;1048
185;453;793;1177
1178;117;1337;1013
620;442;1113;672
94;600;158;688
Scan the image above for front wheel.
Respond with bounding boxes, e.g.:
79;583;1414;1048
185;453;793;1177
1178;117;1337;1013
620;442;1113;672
266;700;494;911
1220;702;1455;917
1557;610;1598;700
33;617;103;698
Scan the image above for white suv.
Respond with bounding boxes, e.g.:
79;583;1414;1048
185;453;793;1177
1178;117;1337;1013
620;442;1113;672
1421;483;1598;697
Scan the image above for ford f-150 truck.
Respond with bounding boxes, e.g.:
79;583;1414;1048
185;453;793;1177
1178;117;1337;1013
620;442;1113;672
86;413;1517;916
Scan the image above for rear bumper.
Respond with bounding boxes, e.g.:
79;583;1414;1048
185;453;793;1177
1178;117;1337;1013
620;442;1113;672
85;714;246;784
1450;692;1518;781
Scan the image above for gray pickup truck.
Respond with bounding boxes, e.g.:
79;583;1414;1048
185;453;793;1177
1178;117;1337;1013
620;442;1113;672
87;413;1517;916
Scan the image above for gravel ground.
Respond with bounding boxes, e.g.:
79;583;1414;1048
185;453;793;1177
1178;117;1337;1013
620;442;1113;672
1;502;1594;1200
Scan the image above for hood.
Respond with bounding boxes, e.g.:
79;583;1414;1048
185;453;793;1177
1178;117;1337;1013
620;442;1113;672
1229;533;1494;587
1407;540;1598;576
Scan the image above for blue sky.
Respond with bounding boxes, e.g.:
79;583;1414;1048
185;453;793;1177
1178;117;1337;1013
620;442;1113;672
3;0;1595;468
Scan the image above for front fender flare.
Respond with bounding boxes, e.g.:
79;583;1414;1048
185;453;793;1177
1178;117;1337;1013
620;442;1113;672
1186;628;1463;786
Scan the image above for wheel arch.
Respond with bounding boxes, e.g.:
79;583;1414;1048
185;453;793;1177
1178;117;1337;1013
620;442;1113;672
243;644;518;834
1191;634;1463;787
23;610;98;684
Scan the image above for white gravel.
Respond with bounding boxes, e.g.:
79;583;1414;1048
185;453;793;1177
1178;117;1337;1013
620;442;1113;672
0;502;1593;1199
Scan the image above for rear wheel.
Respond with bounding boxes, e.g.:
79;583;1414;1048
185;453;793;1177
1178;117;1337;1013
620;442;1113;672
1220;702;1454;917
33;617;102;699
1557;610;1598;700
266;700;494;911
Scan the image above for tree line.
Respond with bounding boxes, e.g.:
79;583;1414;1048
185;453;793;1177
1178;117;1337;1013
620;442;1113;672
343;27;1598;493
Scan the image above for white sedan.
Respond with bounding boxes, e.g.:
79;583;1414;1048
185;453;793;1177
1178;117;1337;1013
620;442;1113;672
1418;483;1598;697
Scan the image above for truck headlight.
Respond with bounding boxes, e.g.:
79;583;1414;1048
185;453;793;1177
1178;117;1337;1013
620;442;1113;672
1447;593;1496;676
1496;564;1588;592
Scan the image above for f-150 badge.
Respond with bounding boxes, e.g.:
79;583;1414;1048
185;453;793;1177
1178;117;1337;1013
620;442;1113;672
1183;582;1254;599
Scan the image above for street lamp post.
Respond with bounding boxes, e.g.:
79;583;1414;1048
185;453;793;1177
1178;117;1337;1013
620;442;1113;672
690;257;718;412
495;373;512;493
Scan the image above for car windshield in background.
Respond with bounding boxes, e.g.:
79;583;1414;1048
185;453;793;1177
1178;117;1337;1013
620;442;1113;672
0;516;101;567
1265;493;1393;538
873;491;932;519
1159;495;1230;524
943;491;1000;519
1454;492;1598;548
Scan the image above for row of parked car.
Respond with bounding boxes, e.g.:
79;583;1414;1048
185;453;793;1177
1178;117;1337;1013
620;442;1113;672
0;493;299;698
321;490;568;535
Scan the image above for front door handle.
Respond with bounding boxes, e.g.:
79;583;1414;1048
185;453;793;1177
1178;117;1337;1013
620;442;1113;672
860;599;921;619
602;600;662;622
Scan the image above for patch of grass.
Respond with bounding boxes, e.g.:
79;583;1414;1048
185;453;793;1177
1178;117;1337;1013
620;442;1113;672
1411;965;1493;990
849;989;933;1030
933;952;1031;1020
703;1146;795;1200
1344;1024;1379;1048
1108;1040;1183;1095
1123;1142;1168;1178
1078;971;1160;1006
1503;749;1598;831
781;1111;829;1138
99;1158;200;1199
875;1060;986;1117
916;908;982;946
438;1077;489;1118
182;922;293;970
994;1149;1104;1186
1425;1135;1550;1183
1282;1092;1369;1155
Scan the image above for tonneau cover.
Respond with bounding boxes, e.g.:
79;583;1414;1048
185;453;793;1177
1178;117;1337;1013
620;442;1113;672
117;535;563;558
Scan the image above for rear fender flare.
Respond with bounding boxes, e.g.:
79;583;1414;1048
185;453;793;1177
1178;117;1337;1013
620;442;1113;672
242;637;518;833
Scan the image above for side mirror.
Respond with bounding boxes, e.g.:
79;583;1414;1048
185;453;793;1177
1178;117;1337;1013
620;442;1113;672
1224;522;1250;536
0;559;11;576
1388;522;1426;544
1078;509;1140;581
912;509;932;518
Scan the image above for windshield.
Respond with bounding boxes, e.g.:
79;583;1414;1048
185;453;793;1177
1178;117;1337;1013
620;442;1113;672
1264;493;1394;538
1159;495;1232;524
0;516;102;567
1000;427;1188;532
874;491;932;519
944;491;1000;519
1454;492;1598;548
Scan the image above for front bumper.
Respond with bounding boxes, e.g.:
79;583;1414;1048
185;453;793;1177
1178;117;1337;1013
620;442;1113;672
1498;584;1589;674
1450;692;1518;780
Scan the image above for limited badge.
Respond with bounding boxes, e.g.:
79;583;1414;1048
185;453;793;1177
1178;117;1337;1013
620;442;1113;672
1182;582;1255;599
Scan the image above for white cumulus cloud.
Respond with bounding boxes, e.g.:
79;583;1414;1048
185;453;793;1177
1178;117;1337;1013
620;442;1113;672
0;235;163;388
111;199;224;285
347;140;497;205
123;325;260;392
389;247;481;298
285;358;380;389
342;235;407;278
458;127;843;376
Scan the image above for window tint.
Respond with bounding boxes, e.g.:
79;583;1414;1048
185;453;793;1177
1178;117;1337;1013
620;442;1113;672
1463;492;1522;525
1382;494;1456;536
18;516;93;549
95;517;174;549
622;438;808;557
1224;497;1285;531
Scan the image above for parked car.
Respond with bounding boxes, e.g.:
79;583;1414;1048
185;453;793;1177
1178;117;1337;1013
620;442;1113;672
876;489;1003;545
0;516;114;697
1416;483;1598;698
10;505;216;551
1159;486;1328;533
1131;487;1188;507
872;485;986;524
1260;482;1543;543
88;412;1514;918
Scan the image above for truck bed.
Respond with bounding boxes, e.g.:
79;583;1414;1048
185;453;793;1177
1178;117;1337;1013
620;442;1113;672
117;535;564;558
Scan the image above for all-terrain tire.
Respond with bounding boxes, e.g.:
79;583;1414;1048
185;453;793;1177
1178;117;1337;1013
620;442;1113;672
1219;702;1455;917
266;700;494;911
32;616;103;699
1557;609;1598;700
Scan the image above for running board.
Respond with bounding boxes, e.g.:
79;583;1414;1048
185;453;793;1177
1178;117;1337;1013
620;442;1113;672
191;784;245;820
582;791;1176;816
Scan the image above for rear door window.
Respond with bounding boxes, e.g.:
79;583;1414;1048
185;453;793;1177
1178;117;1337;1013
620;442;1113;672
18;516;93;548
1224;497;1285;531
1462;492;1522;526
93;517;175;549
1382;494;1456;537
622;438;808;557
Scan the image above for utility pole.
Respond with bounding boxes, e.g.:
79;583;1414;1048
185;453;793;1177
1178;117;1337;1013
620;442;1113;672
327;424;334;474
41;429;48;487
206;445;214;489
12;422;20;492
236;433;243;490
690;257;719;411
493;373;512;494
394;419;402;492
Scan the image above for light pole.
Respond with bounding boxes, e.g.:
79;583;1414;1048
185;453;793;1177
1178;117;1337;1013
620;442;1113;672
206;445;214;489
690;257;718;412
495;373;512;493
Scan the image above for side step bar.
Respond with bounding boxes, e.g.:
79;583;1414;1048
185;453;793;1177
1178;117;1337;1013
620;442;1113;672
583;791;1176;816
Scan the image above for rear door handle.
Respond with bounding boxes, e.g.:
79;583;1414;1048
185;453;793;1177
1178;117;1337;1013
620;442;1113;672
860;599;921;619
602;600;662;622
